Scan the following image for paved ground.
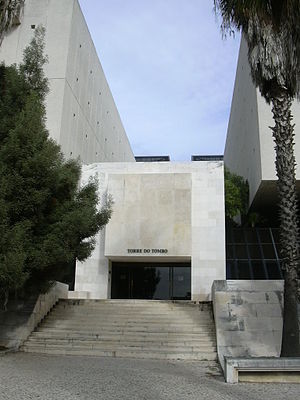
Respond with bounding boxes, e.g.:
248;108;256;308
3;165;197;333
0;353;299;400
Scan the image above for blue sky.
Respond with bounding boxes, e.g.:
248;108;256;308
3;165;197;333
78;0;241;161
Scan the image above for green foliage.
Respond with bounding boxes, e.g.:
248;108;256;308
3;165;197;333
0;26;112;307
224;167;249;220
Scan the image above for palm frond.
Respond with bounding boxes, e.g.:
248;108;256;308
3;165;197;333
214;0;300;99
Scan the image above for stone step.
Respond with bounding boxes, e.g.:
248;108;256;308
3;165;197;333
57;301;211;306
43;317;214;326
22;300;217;362
58;303;212;311
61;299;211;305
31;330;215;341
53;308;212;317
28;336;216;347
23;340;216;352
37;324;215;334
21;346;217;361
51;308;212;316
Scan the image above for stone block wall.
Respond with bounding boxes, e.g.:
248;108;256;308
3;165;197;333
0;282;68;350
212;280;284;370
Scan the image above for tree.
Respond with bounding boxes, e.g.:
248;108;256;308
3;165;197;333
224;167;249;220
0;0;24;44
214;0;300;356
0;26;112;309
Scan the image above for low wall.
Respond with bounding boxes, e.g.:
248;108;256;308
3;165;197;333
0;282;68;350
212;280;284;371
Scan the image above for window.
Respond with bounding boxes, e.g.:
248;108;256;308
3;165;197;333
226;226;282;280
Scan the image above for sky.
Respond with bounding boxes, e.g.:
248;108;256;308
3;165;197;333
78;0;241;161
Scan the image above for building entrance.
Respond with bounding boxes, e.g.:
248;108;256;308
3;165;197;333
111;262;191;300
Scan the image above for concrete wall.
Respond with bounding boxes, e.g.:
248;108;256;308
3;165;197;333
0;0;135;164
224;37;300;205
0;282;68;350
212;280;284;371
105;173;191;257
73;161;226;301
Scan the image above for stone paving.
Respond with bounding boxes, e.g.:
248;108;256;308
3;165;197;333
0;353;299;400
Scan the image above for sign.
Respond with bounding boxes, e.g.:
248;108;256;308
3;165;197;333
127;248;168;254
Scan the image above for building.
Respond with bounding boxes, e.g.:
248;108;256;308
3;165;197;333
1;3;290;369
74;160;225;301
0;0;134;164
223;37;300;281
224;37;300;218
0;0;227;301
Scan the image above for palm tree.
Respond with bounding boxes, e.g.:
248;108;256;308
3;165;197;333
214;0;300;356
0;0;24;45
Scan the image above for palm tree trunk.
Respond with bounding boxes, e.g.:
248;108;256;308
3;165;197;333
271;89;300;356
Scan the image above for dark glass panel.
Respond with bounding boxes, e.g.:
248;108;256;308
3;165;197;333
271;229;280;245
235;244;248;258
151;267;170;300
261;244;276;259
172;267;191;300
237;260;251;279
132;266;167;300
266;261;282;279
258;229;272;243
111;265;130;299
248;245;262;259
251;261;267;279
226;260;237;279
245;229;258;243
233;229;244;243
226;244;234;258
111;262;191;300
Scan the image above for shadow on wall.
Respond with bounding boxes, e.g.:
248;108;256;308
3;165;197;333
0;282;68;350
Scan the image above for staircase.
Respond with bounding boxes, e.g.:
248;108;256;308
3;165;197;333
21;300;217;361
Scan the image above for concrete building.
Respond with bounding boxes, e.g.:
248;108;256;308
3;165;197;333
0;0;226;302
224;37;300;215
0;0;134;164
73;161;225;301
0;5;290;370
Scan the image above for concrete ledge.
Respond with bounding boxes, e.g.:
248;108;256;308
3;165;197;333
225;357;300;383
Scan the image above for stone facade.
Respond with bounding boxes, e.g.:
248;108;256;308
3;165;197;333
0;0;134;164
73;161;226;301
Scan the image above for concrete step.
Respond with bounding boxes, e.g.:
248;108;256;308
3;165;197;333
22;340;216;352
28;329;215;342
39;322;214;334
22;299;217;361
26;340;216;349
30;331;215;341
57;303;212;312
54;310;213;318
21;346;217;361
52;311;213;318
61;299;211;306
45;318;213;326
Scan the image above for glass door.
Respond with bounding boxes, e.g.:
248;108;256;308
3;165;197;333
111;262;191;300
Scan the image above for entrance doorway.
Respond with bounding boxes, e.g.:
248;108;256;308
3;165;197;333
111;262;191;300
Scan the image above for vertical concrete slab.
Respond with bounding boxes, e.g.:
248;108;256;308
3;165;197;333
212;280;284;371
